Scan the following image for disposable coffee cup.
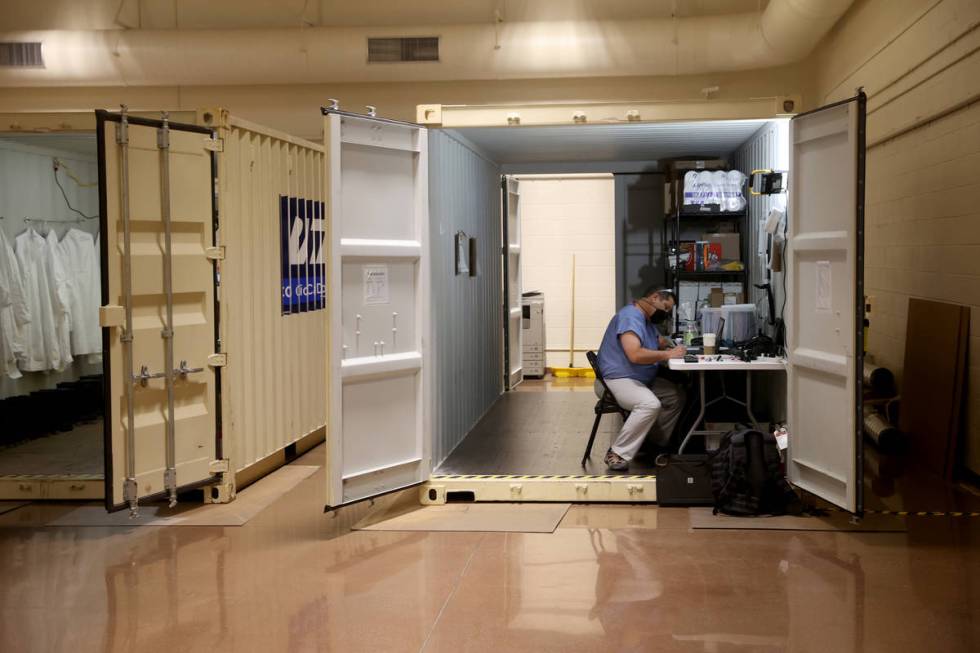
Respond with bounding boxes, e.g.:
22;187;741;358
703;333;717;355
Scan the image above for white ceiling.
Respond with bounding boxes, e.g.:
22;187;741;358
452;120;770;165
0;0;767;30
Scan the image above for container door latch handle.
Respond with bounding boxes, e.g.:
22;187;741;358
176;360;205;379
135;365;166;387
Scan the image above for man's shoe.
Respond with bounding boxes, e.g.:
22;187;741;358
604;449;629;471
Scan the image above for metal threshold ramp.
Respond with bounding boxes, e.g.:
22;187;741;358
421;473;657;504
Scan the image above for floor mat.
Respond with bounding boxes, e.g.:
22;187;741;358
354;502;571;533
688;507;907;532
33;465;319;528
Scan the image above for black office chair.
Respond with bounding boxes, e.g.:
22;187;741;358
582;351;630;466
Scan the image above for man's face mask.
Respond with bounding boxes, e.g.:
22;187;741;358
639;297;671;322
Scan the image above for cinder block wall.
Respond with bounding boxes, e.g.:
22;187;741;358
517;175;616;369
806;0;980;474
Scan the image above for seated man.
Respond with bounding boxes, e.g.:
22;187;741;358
596;288;687;471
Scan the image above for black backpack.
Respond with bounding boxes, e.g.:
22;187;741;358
710;428;803;516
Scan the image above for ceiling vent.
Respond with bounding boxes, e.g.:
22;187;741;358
367;37;439;63
0;42;44;67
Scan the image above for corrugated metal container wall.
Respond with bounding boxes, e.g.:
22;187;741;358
731;119;788;419
731;120;788;313
209;111;328;474
428;130;503;466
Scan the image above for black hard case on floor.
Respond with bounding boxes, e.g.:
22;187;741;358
656;454;714;506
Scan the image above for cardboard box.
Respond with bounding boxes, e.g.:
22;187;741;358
703;232;741;262
709;287;725;308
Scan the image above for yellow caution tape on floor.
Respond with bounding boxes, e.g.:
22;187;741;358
848;508;980;518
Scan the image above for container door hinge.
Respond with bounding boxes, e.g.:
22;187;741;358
99;304;125;328
204;137;224;152
123;478;139;517
208;353;227;368
205;246;225;261
204;459;236;504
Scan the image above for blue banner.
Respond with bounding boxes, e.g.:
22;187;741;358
280;196;326;314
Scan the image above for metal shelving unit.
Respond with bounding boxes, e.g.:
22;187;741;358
663;180;749;334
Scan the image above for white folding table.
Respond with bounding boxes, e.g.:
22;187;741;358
667;356;787;453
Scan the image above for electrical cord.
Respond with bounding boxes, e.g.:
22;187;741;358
53;164;97;220
56;159;98;188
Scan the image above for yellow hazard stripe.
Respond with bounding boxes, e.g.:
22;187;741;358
834;508;980;518
430;474;657;481
872;509;980;517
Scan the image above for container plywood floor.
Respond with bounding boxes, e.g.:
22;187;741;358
0;420;103;476
436;377;661;476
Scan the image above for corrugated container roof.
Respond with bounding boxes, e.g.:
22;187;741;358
452;120;770;164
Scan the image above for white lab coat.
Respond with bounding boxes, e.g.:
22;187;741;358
46;230;74;369
15;228;69;372
60;228;102;356
0;230;31;379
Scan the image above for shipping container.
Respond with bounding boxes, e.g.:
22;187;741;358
322;93;867;515
0;93;866;518
0;109;327;507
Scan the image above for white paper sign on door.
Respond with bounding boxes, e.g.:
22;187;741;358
815;260;832;313
363;264;389;305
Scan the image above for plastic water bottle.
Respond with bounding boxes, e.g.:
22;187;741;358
683;322;697;347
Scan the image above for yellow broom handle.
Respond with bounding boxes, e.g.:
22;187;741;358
569;254;576;368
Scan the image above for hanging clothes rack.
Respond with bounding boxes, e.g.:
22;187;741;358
24;216;90;225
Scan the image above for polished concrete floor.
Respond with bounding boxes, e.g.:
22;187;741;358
0;446;977;651
1;379;979;652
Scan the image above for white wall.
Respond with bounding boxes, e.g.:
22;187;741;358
0;138;100;243
0;136;100;400
517;174;615;369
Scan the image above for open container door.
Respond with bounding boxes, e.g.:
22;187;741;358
323;108;430;508
503;177;523;389
785;93;866;514
97;110;221;513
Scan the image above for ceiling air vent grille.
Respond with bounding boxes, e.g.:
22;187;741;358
368;37;439;63
0;42;44;67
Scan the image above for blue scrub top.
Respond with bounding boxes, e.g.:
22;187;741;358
597;304;661;384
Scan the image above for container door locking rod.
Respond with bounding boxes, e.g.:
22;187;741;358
117;106;139;518
158;113;179;508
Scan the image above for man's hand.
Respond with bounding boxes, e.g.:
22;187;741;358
666;345;688;359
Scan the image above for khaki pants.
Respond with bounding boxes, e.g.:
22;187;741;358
595;376;686;461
